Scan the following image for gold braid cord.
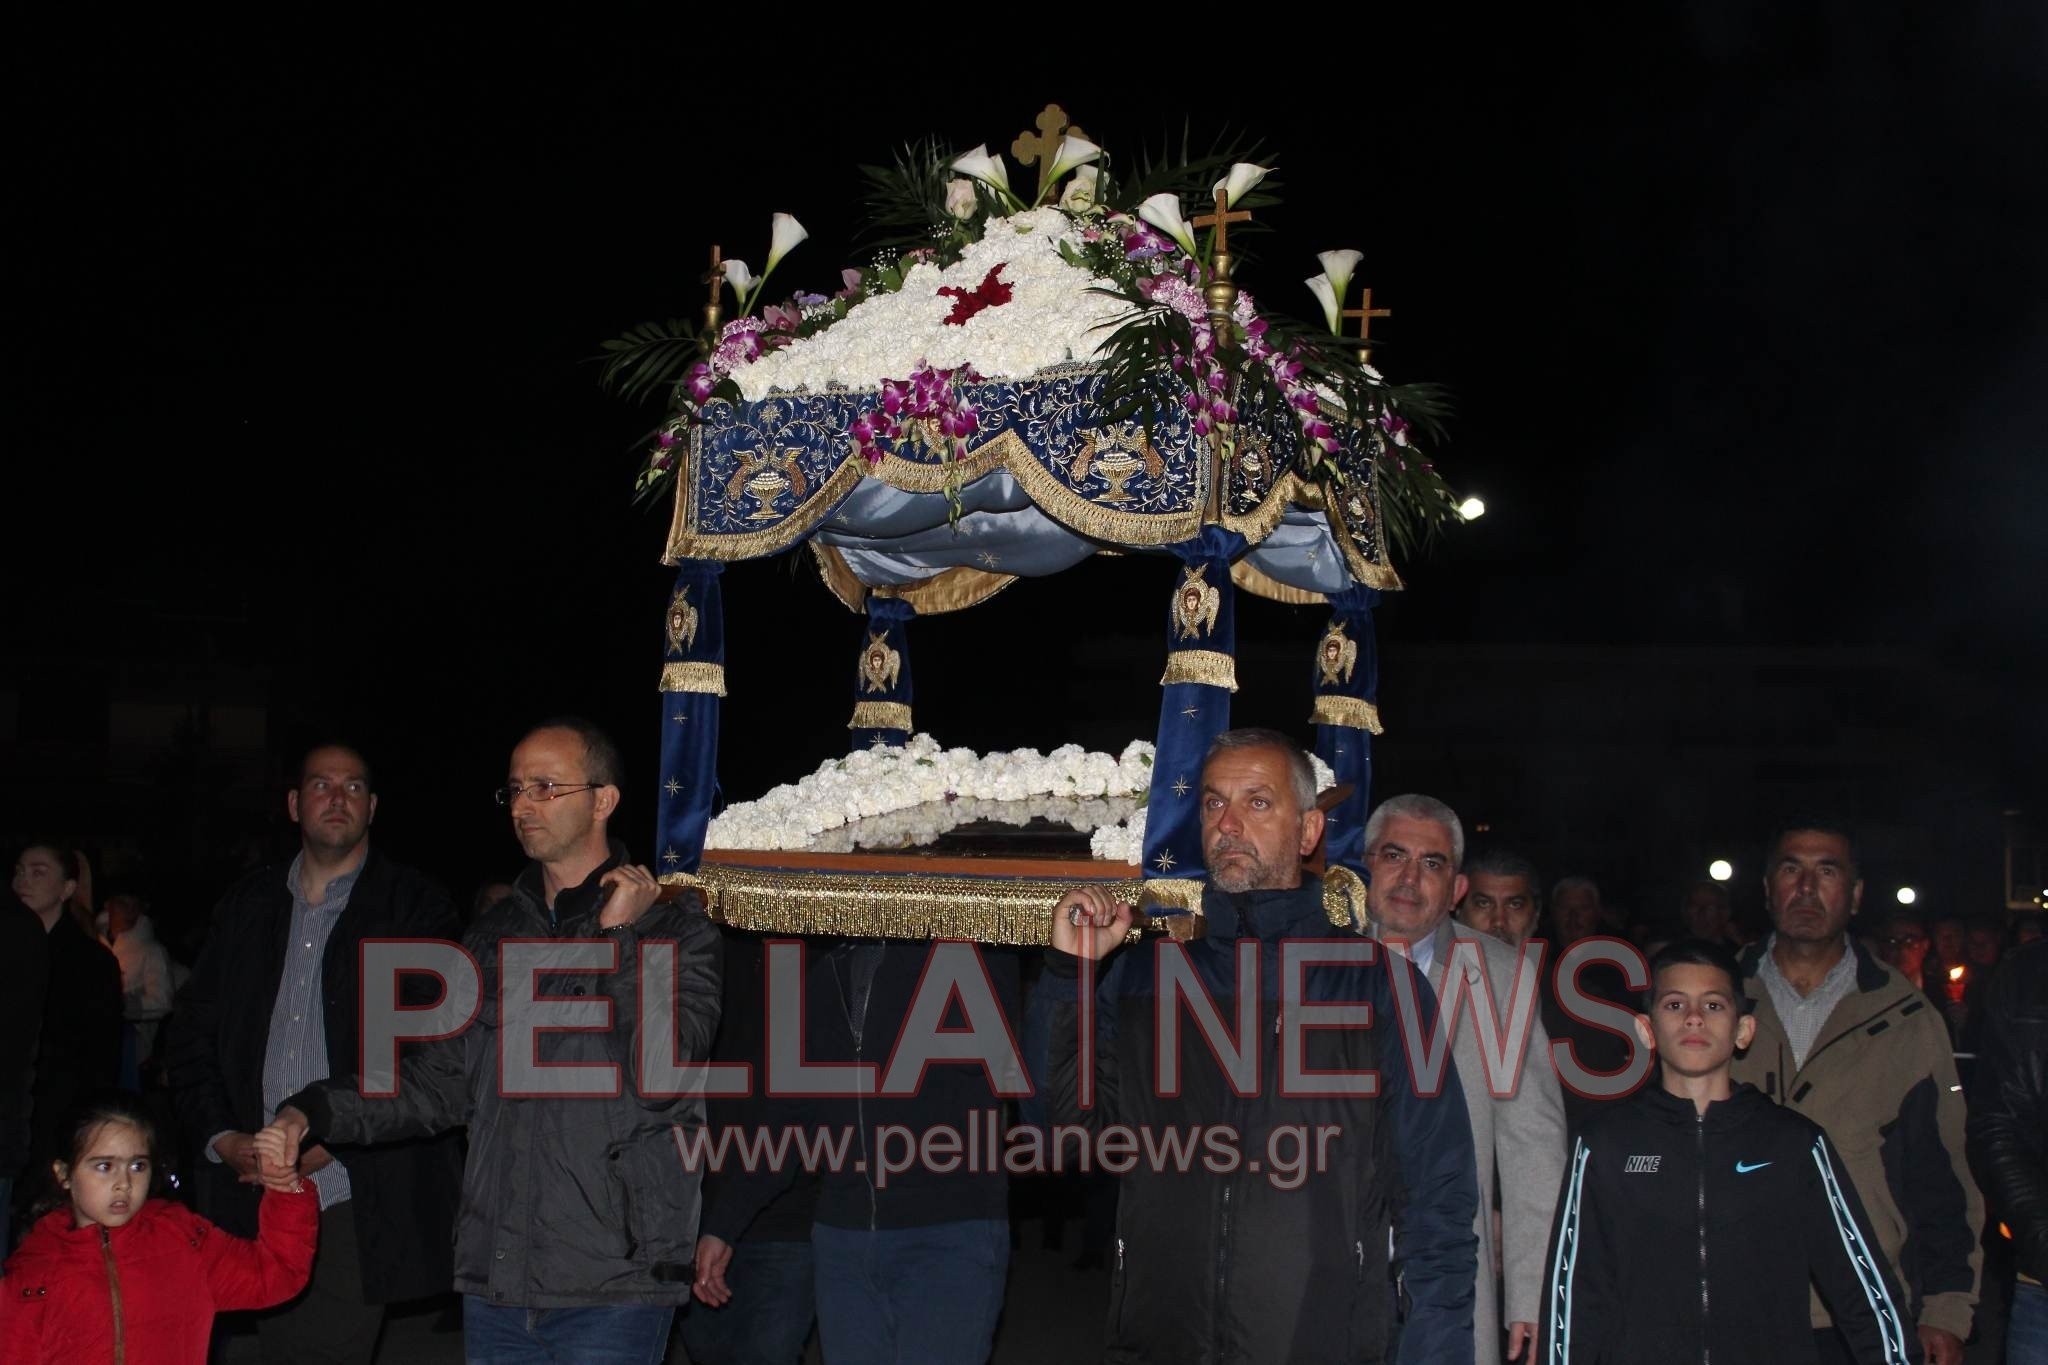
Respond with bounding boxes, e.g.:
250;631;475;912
1161;649;1239;692
848;701;913;733
1309;695;1384;734
658;663;729;696
669;866;1156;945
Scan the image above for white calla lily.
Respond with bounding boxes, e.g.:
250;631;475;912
1212;162;1271;207
1046;135;1103;184
1138;193;1199;257
765;213;808;271
950;144;1012;196
1059;165;1102;212
1305;273;1341;333
1316;249;1363;307
722;259;757;296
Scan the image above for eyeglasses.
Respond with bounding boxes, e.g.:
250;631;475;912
1371;845;1453;875
494;781;601;807
1880;933;1929;948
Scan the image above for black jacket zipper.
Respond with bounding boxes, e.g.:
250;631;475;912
1695;1112;1710;1365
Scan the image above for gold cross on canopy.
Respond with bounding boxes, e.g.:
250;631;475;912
1011;104;1088;199
1192;190;1252;257
701;244;725;332
1342;285;1391;360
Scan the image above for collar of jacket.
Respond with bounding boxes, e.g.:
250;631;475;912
512;838;629;931
1202;876;1327;942
1738;933;1888;995
23;1200;169;1249
1636;1079;1772;1132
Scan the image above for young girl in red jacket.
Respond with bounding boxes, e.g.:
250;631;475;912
0;1093;318;1364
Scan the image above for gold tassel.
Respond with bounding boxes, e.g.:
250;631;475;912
1322;866;1369;931
1309;695;1384;734
659;663;729;697
847;701;913;733
1161;649;1239;692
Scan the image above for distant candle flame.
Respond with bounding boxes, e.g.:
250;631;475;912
1948;965;1966;982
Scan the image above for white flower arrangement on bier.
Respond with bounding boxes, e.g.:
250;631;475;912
707;734;1337;866
706;734;1155;853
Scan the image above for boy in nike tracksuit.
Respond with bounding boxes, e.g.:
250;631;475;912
1542;939;1920;1364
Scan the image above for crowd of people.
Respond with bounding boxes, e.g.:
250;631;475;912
1;721;2042;1364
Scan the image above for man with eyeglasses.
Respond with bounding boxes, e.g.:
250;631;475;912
167;742;464;1365
1364;794;1567;1365
254;716;723;1364
1870;911;1932;994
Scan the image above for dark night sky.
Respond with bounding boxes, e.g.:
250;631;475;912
10;8;2045;900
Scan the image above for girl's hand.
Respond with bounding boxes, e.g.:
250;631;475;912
252;1107;310;1188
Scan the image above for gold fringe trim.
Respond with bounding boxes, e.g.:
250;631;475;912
867;429;1028;495
669;865;1148;946
1323;476;1407;592
667;388;1407;602
1137;877;1206;932
848;701;913;733
813;546;1022;617
659;662;729;697
665;458;869;564
1231;559;1327;606
655;871;713;913
1004;444;1204;546
1322;867;1369;931
1161;649;1239;692
1309;694;1384;735
668;420;1212;564
810;544;867;613
1219;470;1308;544
877;568;1019;616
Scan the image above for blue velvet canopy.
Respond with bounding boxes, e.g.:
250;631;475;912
653;362;1394;932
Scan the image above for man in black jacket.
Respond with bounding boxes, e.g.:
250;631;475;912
1025;727;1478;1365
257;718;723;1363
11;844;123;1208
691;932;1022;1365
0;894;50;1257
166;744;463;1364
1966;936;2048;1357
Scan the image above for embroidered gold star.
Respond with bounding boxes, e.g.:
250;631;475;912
664;779;682;797
671;711;688;725
1153;850;1177;873
1171;776;1191;798
662;847;681;866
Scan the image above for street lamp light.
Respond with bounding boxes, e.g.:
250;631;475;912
1708;860;1733;882
1457;496;1486;521
1896;887;1918;906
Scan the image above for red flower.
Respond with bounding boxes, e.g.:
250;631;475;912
936;265;1014;327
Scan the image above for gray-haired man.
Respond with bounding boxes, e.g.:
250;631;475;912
1365;794;1568;1365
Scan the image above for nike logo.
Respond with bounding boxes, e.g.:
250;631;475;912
1735;1160;1772;1174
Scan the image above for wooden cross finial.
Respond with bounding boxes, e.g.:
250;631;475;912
1341;285;1391;361
1011;104;1088;199
701;244;725;332
1192;190;1252;257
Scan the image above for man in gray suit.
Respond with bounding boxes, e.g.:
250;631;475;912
1365;794;1568;1365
